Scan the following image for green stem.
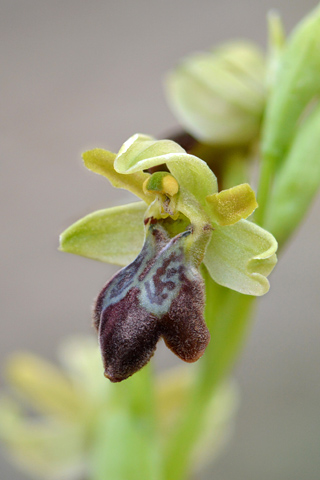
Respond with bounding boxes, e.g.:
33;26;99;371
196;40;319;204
164;269;255;480
222;151;251;190
91;364;163;480
255;154;274;226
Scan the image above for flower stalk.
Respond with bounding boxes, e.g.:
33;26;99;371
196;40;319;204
164;273;255;480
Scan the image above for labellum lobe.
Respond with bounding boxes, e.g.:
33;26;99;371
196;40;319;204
94;222;209;382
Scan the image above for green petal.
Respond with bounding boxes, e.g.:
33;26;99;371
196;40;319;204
204;219;277;296
114;134;218;206
206;184;258;226
265;101;320;246
59;202;146;266
83;148;150;202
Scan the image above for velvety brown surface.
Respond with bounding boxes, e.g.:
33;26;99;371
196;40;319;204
94;223;208;381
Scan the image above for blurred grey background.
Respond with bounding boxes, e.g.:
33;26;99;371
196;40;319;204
1;1;319;479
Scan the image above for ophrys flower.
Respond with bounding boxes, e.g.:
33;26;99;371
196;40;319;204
60;134;277;381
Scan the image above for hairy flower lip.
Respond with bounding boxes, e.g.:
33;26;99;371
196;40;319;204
93;221;209;382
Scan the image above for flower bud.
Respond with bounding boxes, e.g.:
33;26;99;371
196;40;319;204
166;42;266;146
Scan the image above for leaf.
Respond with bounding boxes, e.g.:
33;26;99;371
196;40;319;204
59;202;146;266
204;219;278;296
83;148;150;202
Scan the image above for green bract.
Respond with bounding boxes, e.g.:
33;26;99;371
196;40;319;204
262;4;320;169
257;4;320;229
265;101;320;246
60;134;277;296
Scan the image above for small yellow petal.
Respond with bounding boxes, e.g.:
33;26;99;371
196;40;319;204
206;183;258;226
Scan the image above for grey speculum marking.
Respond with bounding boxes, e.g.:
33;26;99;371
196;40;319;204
93;221;210;382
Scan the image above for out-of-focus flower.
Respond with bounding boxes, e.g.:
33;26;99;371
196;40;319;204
0;336;238;480
0;336;109;480
165;42;266;145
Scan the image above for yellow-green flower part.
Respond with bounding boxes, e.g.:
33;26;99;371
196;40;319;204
60;133;277;297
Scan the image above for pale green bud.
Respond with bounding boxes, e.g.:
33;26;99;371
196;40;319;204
166;42;266;146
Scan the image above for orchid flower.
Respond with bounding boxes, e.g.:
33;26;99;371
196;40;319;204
60;134;277;381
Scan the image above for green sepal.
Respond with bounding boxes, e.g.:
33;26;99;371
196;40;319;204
204;219;278;296
83;148;150;202
265;102;320;246
114;134;218;206
59;202;146;266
